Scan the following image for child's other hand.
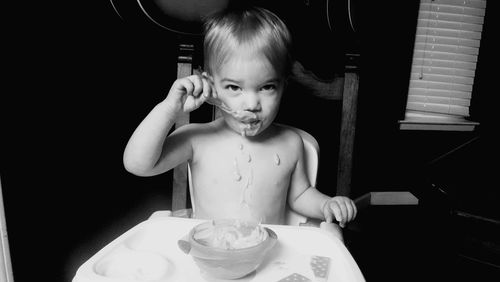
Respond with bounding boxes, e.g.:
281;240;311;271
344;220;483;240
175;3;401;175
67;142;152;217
166;72;216;113
322;196;357;228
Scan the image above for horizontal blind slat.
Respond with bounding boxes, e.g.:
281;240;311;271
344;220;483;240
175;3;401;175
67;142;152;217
409;79;473;92
419;11;484;24
414;35;480;48
413;50;477;63
411;65;475;77
410;72;475;85
424;0;486;9
416;27;482;40
407;94;470;106
407;102;469;116
417;19;483;32
405;110;468;120
414;42;479;55
408;87;472;99
410;58;477;70
420;4;485;17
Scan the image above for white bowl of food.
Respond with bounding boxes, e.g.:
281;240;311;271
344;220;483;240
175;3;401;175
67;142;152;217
178;219;277;279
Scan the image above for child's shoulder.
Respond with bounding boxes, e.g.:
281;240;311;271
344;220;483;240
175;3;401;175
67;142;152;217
274;123;304;135
272;123;306;144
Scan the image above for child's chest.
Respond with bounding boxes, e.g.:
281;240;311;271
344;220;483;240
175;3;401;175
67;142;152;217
193;141;297;190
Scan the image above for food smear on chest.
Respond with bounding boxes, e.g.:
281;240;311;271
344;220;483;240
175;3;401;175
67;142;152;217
233;157;242;181
234;141;260;222
274;153;280;166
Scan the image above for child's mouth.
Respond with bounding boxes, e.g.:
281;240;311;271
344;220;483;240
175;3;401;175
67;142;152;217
232;110;257;123
239;119;261;136
242;119;260;126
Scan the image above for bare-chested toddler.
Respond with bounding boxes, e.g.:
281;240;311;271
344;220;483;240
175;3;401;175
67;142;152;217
123;6;356;233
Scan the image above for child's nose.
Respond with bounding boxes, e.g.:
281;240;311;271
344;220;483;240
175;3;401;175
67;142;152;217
243;92;261;112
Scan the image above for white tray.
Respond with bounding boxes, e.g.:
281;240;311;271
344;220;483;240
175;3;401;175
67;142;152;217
73;217;365;282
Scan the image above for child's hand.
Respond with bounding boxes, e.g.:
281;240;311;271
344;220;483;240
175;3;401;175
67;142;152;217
322;196;357;228
165;72;216;114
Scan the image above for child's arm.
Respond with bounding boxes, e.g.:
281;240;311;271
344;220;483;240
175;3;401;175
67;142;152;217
123;74;215;176
290;185;357;228
287;139;357;227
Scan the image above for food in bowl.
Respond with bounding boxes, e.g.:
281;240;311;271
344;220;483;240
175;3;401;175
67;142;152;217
193;219;268;249
178;219;277;279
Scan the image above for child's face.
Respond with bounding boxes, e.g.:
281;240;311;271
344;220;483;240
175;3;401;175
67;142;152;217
212;50;285;137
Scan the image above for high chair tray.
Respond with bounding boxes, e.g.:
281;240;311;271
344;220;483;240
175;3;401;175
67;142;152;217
73;216;365;282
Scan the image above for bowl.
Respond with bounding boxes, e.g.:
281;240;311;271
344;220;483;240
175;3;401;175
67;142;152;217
178;219;277;279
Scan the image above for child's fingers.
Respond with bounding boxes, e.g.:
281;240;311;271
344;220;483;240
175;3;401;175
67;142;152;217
201;77;212;99
337;200;348;223
188;75;204;97
172;78;194;96
321;200;332;223
323;197;358;228
329;203;345;228
328;199;346;226
211;82;218;98
338;199;357;224
347;199;357;221
202;72;218;98
328;202;343;223
341;200;354;223
179;75;202;97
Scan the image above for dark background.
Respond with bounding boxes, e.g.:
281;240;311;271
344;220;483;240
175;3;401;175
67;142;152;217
1;1;497;281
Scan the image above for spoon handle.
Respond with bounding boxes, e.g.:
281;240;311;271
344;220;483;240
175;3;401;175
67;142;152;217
206;98;234;114
206;98;257;122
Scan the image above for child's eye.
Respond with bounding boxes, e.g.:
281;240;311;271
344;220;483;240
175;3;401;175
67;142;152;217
226;85;240;92
261;84;276;91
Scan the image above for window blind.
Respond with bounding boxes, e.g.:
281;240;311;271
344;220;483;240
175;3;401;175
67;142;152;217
400;0;486;131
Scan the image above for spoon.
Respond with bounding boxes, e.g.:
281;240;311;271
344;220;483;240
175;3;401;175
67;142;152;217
206;97;257;123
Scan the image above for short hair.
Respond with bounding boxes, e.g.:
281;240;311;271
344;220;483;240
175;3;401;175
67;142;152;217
203;6;292;78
